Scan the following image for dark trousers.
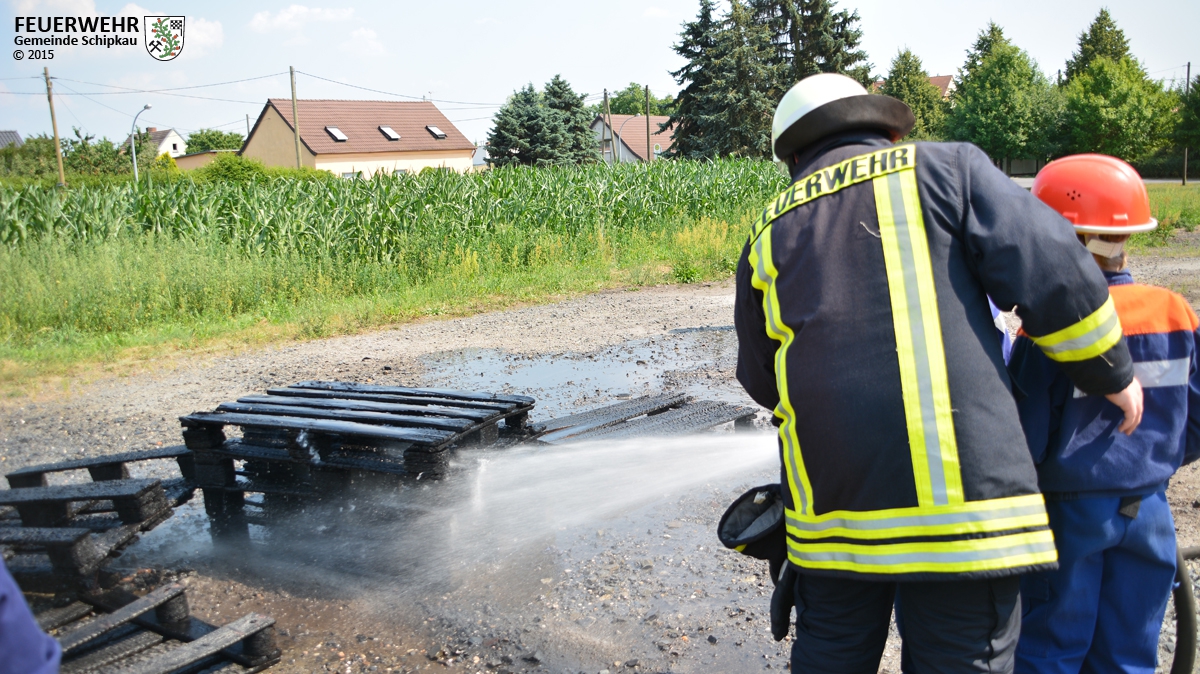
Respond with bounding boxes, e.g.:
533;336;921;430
790;573;1021;674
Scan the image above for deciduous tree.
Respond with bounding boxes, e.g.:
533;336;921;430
607;83;676;116
1176;74;1200;152
186;128;244;153
1061;56;1176;163
947;29;1060;164
881;49;946;140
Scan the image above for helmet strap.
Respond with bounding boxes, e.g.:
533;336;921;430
1084;235;1125;259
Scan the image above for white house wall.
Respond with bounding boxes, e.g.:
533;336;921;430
314;150;474;176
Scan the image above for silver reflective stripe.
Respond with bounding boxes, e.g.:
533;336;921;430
792;539;1056;566
1037;310;1120;357
755;232;808;515
885;172;949;505
1073;358;1190;398
786;502;1046;533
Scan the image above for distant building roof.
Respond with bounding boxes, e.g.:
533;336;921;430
260;99;475;155
928;75;954;98
594;114;675;161
872;75;956;99
122;127;181;148
0;130;23;149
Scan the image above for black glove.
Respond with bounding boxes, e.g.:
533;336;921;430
770;561;798;641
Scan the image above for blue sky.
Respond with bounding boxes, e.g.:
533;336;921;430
2;0;1196;147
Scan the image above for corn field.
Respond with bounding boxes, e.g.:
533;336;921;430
0;160;786;361
0;160;785;270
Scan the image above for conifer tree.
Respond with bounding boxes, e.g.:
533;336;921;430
697;0;787;158
1064;9;1130;82
957;21;1008;88
881;49;946;140
486;85;569;167
664;0;720;158
543;75;599;164
748;0;872;88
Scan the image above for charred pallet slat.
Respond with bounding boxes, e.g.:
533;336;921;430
536;394;756;445
37;584;280;674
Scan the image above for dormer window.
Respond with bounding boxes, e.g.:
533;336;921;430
426;126;447;139
379;125;400;141
325;126;348;142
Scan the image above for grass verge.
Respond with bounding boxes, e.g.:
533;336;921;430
0;215;743;394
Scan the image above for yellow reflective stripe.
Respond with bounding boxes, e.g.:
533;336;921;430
1029;297;1122;363
748;225;814;514
786;529;1057;575
750;145;915;244
784;494;1047;540
734;544;747;552
873;168;963;506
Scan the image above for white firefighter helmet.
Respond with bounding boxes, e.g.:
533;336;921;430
772;73;915;165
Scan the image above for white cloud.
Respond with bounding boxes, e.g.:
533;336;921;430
642;6;669;17
185;17;223;57
342;27;385;57
13;0;96;15
249;5;355;33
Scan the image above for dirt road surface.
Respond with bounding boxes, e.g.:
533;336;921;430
4;242;1200;674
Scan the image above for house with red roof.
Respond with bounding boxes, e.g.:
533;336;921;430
240;99;476;176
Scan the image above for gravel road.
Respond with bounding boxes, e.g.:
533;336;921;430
4;244;1200;674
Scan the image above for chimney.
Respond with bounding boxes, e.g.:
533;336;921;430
147;127;157;133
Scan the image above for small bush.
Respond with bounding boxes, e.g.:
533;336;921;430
193;154;267;183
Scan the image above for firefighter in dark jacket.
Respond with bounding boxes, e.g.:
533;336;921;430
733;73;1144;673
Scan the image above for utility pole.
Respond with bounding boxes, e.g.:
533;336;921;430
603;90;615;165
43;67;65;187
245;113;251;138
290;65;302;169
604;88;614;164
645;85;652;162
1180;60;1190;185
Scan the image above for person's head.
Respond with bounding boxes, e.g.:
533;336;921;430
771;73;914;174
1031;154;1156;273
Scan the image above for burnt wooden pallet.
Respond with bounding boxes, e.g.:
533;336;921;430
181;381;536;544
536;394;756;445
1;449;198;591
36;584;279;674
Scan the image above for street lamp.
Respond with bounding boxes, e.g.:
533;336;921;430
130;104;151;182
615;114;643;164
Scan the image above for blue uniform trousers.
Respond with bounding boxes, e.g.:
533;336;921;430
1016;491;1177;674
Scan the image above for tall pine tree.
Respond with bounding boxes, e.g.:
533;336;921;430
748;0;872;88
1064;9;1130;82
543;75;599;164
664;0;720;158
881;49;946;140
696;0;787;158
486;85;569;167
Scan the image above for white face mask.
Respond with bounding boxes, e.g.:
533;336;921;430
1085;236;1125;259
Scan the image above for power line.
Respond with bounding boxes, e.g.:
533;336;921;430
295;70;504;107
0;89;262;105
52;72;287;95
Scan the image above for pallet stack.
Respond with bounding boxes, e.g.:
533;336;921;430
534;392;757;444
178;380;535;543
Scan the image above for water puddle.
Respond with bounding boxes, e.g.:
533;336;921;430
419;325;747;420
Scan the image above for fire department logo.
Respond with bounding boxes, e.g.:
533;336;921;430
144;16;184;61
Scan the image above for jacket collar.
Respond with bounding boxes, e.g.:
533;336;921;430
790;131;894;181
1104;269;1134;286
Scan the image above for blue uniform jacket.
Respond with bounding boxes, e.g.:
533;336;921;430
1010;270;1200;496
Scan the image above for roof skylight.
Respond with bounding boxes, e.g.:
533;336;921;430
325;126;348;142
379;125;401;141
426;125;447;139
